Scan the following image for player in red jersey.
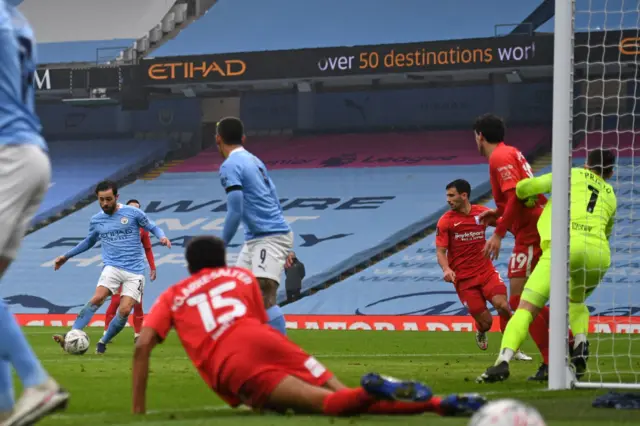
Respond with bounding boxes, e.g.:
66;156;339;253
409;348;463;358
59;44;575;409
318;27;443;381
435;179;530;360
103;199;156;343
132;236;487;417
473;113;567;381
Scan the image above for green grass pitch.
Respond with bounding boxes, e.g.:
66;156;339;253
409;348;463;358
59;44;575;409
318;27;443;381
18;327;640;425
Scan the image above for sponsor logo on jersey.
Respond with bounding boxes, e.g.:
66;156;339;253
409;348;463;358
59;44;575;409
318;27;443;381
453;231;484;241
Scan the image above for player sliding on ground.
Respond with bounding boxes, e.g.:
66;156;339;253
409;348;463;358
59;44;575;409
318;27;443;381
436;179;529;360
215;117;292;335
473;113;562;381
103;199;157;344
477;149;617;383
133;236;487;417
52;181;171;354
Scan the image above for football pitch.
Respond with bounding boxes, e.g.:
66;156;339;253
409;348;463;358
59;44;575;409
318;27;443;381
21;328;639;426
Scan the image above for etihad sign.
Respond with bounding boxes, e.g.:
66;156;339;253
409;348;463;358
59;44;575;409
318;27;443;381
619;37;640;55
147;59;247;81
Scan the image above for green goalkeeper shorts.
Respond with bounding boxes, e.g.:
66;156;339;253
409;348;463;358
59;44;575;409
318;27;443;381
522;244;611;308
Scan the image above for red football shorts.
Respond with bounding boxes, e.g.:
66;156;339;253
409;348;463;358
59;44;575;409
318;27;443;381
508;238;542;279
456;270;507;316
208;324;334;409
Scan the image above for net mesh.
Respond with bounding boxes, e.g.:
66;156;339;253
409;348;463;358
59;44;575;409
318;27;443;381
571;0;640;386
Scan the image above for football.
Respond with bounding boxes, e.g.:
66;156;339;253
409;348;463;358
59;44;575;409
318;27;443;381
63;329;90;355
468;398;546;426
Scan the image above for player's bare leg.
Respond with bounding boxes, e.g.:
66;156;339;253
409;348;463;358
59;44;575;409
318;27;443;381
97;295;136;354
53;286;111;348
258;278;287;334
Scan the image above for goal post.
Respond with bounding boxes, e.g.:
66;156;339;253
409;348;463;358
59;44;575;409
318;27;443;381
548;0;574;391
550;0;640;390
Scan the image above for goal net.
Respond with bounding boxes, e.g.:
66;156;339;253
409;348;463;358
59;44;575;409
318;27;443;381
550;0;640;390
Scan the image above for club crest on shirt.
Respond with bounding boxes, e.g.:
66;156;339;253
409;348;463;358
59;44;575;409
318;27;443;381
474;216;481;225
121;217;129;225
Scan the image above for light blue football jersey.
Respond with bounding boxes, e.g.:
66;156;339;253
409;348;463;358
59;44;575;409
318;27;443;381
219;148;290;241
0;1;46;150
65;205;165;275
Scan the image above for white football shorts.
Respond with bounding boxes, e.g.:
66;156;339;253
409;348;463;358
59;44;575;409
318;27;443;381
97;265;145;303
0;144;51;260
236;232;294;284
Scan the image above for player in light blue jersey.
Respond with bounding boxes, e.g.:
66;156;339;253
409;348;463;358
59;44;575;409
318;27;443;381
0;2;70;424
52;180;171;354
217;117;293;335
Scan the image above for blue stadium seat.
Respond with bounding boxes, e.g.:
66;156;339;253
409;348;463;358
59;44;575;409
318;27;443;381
34;139;170;224
1;163;490;314
284;159;640;321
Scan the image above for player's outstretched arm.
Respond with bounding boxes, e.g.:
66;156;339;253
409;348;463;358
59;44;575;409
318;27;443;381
515;173;552;200
134;209;171;248
132;327;160;414
223;190;243;246
54;226;99;270
141;231;157;280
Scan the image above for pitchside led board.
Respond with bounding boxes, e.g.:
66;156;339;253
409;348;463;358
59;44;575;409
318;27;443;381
34;30;640;92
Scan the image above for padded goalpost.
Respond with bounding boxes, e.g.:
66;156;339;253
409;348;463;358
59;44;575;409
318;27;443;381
549;0;640;390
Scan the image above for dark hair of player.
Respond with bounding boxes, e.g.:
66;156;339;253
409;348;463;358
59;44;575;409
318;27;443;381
473;113;505;144
216;117;244;145
587;148;616;178
446;179;472;198
126;199;140;206
186;236;227;274
95;180;118;196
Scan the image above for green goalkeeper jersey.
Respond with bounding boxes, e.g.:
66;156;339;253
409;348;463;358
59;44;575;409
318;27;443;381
515;167;617;249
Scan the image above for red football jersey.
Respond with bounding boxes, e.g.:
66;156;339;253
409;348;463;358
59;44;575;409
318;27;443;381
435;205;495;283
143;267;268;388
489;143;544;236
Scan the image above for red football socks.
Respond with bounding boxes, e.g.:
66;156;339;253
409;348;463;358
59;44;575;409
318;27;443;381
133;303;144;334
499;311;510;334
367;397;443;415
104;294;120;331
510;294;549;364
322;388;375;416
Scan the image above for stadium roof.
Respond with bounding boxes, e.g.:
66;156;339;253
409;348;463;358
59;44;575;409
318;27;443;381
150;0;546;58
18;0;175;43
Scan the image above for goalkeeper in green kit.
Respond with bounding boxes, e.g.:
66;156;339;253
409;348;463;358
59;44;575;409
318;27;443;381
477;149;617;383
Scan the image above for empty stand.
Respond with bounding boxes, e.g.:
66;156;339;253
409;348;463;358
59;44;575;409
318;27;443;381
285;153;640;322
169;128;549;172
1;129;547;315
35;138;170;224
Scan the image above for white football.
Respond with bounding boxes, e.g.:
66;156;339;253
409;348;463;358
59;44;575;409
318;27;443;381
63;329;90;355
468;399;546;426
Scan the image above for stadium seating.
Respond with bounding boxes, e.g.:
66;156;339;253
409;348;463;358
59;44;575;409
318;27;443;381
285;135;640;320
170;128;550;172
1;129;546;314
34;138;170;224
